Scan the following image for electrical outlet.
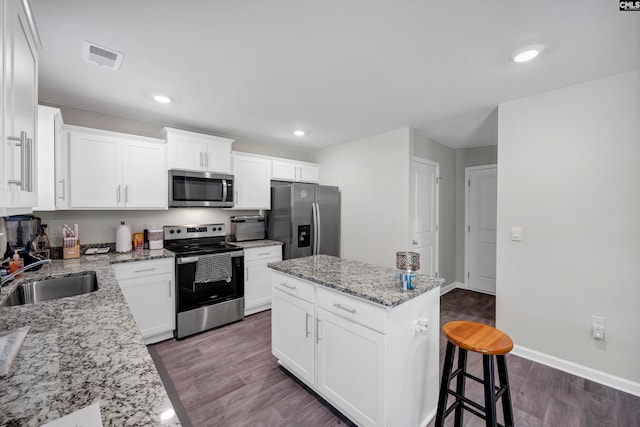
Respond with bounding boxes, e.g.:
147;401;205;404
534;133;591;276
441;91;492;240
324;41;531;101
591;315;606;340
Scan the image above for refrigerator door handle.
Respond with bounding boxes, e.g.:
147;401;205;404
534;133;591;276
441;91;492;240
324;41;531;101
311;202;317;255
315;203;321;255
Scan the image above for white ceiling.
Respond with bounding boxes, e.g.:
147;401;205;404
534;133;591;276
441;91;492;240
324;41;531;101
30;0;640;151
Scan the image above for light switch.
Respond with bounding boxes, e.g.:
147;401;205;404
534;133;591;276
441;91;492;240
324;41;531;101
510;226;523;242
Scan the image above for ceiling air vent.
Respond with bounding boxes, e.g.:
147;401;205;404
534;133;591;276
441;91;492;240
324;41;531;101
82;41;124;70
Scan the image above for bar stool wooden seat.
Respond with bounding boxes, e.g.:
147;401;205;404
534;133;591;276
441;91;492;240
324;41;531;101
435;320;514;427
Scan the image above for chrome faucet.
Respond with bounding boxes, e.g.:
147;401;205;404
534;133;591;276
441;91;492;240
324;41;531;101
1;259;52;287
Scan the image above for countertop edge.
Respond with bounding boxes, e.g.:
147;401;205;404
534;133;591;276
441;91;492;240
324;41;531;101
268;255;443;307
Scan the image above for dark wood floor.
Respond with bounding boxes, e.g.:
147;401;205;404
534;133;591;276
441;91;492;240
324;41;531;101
150;289;640;427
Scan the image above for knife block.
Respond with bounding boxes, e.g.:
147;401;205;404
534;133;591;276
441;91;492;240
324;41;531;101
63;238;80;259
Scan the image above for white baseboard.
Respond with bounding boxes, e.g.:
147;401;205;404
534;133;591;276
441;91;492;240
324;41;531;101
511;344;640;397
440;281;463;295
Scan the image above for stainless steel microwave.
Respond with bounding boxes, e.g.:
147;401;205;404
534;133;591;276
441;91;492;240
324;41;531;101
168;170;234;207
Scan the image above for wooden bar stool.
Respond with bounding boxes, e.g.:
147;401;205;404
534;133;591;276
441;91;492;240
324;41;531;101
435;321;514;427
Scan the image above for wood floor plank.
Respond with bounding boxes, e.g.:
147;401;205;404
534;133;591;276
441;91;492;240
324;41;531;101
151;289;638;427
543;398;584;427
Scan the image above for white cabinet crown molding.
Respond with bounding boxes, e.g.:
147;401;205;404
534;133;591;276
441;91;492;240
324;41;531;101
65;124;165;145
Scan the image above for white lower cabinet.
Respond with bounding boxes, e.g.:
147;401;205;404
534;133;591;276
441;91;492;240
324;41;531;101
244;245;282;315
271;287;315;385
114;258;175;345
316;307;386;427
271;270;440;427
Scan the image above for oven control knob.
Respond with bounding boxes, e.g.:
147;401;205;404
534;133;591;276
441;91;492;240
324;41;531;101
218;227;222;231
169;230;174;234
176;229;182;234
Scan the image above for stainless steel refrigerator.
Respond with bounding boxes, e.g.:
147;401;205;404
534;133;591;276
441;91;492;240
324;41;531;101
267;182;340;260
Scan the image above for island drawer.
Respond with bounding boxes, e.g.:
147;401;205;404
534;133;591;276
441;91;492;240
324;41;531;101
272;271;315;303
317;286;387;334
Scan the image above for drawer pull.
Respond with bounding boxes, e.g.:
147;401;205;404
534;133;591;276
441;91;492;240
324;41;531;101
280;282;296;290
134;268;157;273
333;303;356;314
305;313;311;337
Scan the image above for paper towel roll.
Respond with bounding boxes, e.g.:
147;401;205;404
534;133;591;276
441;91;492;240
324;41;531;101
116;221;132;253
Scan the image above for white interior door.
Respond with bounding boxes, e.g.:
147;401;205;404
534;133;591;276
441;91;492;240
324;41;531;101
466;165;497;294
411;159;439;277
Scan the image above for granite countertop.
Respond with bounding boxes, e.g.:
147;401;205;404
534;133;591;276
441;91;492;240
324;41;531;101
0;249;180;426
228;239;283;249
268;254;443;307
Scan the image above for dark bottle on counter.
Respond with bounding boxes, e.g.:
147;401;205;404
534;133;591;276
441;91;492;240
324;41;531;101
143;229;149;249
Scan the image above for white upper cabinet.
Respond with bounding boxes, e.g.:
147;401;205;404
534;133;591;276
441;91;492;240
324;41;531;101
163;127;233;174
272;159;320;183
231;152;271;210
0;0;41;214
67;126;167;209
34;105;66;211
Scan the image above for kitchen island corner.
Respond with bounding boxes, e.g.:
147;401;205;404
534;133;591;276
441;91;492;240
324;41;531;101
268;254;444;427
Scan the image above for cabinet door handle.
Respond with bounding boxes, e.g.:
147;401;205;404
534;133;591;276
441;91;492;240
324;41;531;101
125;185;129;203
280;282;296;290
333;303;356;314
205;152;209;168
245;267;249;281
168;280;172;298
7;131;27;189
117;185;121;203
134;268;157;273
26;137;33;192
305;313;311;337
58;179;66;200
316;318;321;343
199;152;204;167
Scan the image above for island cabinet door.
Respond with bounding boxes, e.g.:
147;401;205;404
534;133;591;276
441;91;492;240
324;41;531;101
271;288;315;385
316;308;386;427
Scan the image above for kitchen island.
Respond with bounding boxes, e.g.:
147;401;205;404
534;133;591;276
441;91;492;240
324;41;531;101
0;250;180;426
269;254;443;427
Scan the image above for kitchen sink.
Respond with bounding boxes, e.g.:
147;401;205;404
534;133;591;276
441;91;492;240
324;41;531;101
2;271;98;307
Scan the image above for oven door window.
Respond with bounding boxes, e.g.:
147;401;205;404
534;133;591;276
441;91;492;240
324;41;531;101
176;255;244;311
172;176;224;202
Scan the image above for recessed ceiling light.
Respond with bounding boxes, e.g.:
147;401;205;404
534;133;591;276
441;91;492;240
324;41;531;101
153;95;172;104
511;45;544;63
293;130;305;137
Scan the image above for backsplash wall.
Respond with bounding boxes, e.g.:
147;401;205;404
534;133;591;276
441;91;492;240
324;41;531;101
31;208;259;247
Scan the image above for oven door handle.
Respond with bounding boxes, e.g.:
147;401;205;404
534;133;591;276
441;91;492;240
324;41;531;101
178;256;199;264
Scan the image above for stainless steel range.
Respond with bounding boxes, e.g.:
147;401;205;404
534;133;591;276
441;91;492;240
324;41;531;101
164;224;244;339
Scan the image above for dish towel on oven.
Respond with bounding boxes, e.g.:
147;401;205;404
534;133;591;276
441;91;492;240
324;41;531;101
195;253;232;283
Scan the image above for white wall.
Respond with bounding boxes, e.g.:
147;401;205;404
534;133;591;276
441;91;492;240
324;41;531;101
33;208;256;247
312;128;411;268
411;131;456;285
497;70;640;387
